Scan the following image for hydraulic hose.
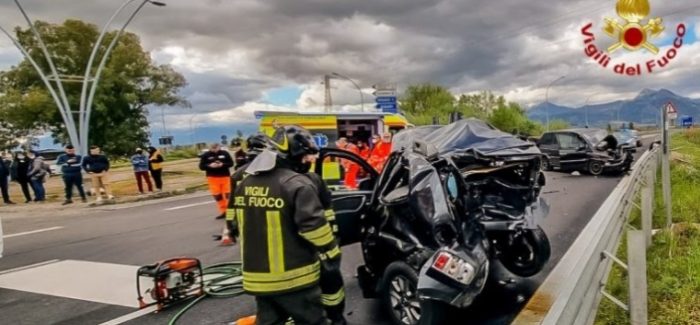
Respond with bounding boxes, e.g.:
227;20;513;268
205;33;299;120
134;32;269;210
168;261;245;325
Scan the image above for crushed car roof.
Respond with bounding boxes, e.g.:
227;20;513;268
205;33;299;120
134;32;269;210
392;119;540;156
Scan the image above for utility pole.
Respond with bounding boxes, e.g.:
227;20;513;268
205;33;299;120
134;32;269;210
324;75;332;113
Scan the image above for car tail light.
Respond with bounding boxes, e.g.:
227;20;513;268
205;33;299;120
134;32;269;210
433;252;451;270
430;251;476;286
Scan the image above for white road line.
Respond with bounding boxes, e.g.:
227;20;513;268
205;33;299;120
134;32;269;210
3;226;64;239
164;201;211;211
0;259;60;275
98;306;158;325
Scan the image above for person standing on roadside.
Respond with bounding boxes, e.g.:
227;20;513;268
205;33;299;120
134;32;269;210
82;146;113;202
26;150;49;202
131;148;153;194
56;145;87;205
10;152;33;203
0;153;15;205
199;143;234;220
147;146;164;191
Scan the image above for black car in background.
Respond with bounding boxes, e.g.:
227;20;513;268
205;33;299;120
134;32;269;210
537;128;634;175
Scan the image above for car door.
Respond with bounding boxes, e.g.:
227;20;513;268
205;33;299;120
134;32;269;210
556;133;589;170
316;148;379;246
538;133;561;168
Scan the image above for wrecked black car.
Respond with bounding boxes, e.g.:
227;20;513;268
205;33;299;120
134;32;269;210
537;128;634;175
316;119;551;325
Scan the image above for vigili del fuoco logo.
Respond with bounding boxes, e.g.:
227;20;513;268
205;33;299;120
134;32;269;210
581;0;686;76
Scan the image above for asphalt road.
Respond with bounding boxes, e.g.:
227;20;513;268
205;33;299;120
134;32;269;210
0;143;650;325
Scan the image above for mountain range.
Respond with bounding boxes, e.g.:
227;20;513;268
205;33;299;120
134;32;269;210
527;89;699;127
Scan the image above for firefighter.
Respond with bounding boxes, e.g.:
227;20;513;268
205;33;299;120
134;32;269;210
199;143;235;220
232;126;339;325
305;167;347;325
223;133;268;246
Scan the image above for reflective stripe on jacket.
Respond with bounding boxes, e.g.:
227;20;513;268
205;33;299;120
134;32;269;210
233;166;337;295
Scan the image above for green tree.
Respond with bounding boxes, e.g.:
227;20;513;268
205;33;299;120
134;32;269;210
400;83;455;125
548;119;570;131
0;20;188;156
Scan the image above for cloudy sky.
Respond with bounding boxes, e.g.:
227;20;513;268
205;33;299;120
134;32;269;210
1;0;699;141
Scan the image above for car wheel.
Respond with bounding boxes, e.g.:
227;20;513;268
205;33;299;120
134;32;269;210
383;262;421;325
541;157;552;171
382;262;447;325
497;227;551;277
588;160;604;176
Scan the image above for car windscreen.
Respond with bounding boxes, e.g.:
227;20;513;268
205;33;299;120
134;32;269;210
578;129;608;145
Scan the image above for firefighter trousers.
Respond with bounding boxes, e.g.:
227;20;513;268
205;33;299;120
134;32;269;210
255;285;329;325
320;263;346;323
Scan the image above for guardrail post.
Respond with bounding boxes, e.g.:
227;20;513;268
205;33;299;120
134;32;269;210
661;107;672;228
661;148;672;228
641;168;654;248
627;230;648;325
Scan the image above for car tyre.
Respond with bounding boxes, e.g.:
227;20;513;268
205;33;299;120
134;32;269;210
381;261;447;325
497;227;551;277
588;160;604;176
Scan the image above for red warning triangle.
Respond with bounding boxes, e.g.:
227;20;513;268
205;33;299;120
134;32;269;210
665;101;677;114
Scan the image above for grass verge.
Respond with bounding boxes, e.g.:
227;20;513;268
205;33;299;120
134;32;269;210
595;129;700;324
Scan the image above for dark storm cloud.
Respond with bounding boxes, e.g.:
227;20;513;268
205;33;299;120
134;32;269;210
1;0;699;110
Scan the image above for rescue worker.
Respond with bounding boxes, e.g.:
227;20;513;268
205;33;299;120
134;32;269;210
304;165;347;325
232;126;339;325
335;137;359;190
199;143;234;220
232;139;248;170
222;133;268;246
367;132;392;173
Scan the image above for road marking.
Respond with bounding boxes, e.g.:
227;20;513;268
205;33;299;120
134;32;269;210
164;201;211;211
0;259;150;308
0;259;60;275
98;306;158;325
3;226;64;239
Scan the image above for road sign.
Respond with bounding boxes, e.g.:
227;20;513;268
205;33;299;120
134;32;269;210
375;96;397;104
664;102;678;120
376;103;398;113
373;90;396;97
372;83;397;91
665;101;677;114
681;116;693;127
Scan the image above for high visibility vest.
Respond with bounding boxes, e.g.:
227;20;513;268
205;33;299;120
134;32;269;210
233;167;338;295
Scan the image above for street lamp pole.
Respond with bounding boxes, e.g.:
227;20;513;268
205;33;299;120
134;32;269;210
13;0;79;147
331;72;365;112
2;0;164;156
545;75;566;131
584;93;598;128
82;0;165;155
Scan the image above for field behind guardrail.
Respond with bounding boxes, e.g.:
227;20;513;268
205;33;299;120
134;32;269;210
596;130;700;324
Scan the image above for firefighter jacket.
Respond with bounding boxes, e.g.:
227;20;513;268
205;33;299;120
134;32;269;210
305;172;338;235
232;166;340;295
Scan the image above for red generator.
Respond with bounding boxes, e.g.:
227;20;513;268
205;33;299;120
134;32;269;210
136;257;204;310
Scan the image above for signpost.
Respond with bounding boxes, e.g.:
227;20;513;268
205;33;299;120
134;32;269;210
665;101;678;125
681;116;693;128
372;83;398;113
661;103;672;228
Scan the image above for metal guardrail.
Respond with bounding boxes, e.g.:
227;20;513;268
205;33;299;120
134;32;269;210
513;142;664;325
